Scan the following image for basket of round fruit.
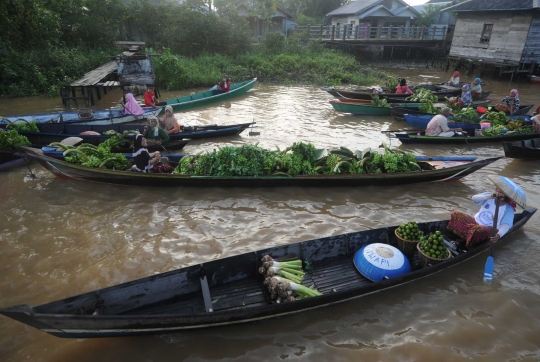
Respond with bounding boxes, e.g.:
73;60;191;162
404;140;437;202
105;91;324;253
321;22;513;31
416;231;451;267
394;222;423;257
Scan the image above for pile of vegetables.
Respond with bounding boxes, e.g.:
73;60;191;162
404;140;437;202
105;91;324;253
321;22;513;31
370;95;388;107
481;125;508;136
406;88;438;103
52;135;132;170
484;110;508;126
419;99;439;114
259;255;322;303
452;107;481;124
396;221;423;241
418;231;449;259
173;142;422;176
0;129;31;150
385;76;399;90
5;120;40;132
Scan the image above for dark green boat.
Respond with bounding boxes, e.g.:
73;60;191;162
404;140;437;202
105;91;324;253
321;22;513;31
163;78;257;113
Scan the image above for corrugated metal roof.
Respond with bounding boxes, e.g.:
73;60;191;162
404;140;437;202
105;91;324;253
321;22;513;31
442;0;535;12
326;0;381;16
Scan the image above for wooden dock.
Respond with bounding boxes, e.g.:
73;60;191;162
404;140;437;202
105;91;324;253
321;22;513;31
61;42;154;107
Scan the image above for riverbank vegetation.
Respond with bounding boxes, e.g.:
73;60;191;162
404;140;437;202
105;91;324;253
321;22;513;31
0;0;388;97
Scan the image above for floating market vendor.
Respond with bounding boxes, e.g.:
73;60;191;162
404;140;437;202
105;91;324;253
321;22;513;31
495;89;520;114
447;71;460;87
143;115;170;145
425;107;462;137
123;93;144;119
470;78;483;99
159;105;181;134
446;186;516;249
132;134;173;173
394;78;414;95
449;84;472;107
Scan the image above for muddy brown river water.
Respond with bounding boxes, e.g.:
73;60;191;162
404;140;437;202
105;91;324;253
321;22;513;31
0;69;539;361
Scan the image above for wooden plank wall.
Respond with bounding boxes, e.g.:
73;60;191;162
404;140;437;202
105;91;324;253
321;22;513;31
522;18;540;63
449;12;532;63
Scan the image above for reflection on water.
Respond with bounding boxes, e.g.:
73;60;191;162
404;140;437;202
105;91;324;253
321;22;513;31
0;69;539;361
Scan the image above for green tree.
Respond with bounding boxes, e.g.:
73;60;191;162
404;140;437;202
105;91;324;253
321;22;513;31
414;4;447;27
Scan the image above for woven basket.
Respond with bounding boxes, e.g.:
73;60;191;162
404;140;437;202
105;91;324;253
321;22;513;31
416;242;451;267
395;229;420;257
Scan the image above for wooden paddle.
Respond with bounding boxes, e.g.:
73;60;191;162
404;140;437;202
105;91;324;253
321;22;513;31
381;129;424;134
483;196;501;282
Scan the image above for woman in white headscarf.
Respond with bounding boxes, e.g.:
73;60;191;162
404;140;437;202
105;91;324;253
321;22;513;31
160;105;181;134
143;115;170;146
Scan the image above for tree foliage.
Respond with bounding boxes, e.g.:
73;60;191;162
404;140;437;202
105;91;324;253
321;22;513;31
413;4;448;27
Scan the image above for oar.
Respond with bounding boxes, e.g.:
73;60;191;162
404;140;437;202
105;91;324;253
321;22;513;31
381;129;424;134
460;130;472;150
483;197;501;282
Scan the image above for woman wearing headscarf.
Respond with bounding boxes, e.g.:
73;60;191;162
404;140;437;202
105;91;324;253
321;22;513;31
447;71;460;87
446;186;516;249
132;134;174;174
123;93;144;119
449;84;472;107
133;134;161;173
159;105;181;134
470;78;483;99
143;115;170;146
496;89;520;114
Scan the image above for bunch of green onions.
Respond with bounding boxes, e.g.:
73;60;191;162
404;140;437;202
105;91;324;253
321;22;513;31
258;256;305;284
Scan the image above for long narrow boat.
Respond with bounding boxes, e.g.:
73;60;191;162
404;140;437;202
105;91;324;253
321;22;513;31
163;78;257;113
392;131;540;144
0;208;535;338
330;99;391;116
404;113;532;130
1;107;162;126
19;147;501;186
0;122;255;148
503;137;540;159
390;100;493;122
323;85;461;101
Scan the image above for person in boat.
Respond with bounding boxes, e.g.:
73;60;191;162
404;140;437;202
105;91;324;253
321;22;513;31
132;134;173;173
470;78;483;99
449;84;472;107
495;89;520;114
446;187;516;248
143;115;170;146
447;71;460;87
159;105;182;134
144;85;157;107
531;113;540;132
394;78;414;95
425;107;463;137
211;75;231;95
123;93;144;119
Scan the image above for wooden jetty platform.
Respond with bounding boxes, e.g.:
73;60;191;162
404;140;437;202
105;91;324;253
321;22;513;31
60;42;154;107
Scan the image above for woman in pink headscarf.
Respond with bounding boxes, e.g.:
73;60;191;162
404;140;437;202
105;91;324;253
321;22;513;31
447;71;460;87
496;89;520;114
123;93;144;118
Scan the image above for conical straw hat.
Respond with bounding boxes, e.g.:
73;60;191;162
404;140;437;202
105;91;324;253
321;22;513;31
487;175;527;209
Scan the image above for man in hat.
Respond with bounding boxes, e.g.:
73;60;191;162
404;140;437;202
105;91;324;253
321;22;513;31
144;84;157;107
425;107;462;137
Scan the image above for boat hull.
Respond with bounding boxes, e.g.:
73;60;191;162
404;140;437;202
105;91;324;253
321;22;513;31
0;122;254;148
0;208;535;338
20;147;501;187
395;132;540;144
2;108;162;125
390;100;492;122
164;79;257;113
330;100;391;115
503;138;540;159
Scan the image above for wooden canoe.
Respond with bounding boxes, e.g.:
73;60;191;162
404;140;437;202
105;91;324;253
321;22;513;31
390;100;492;122
1;107;162;126
18;147;501;187
392;131;540;144
403;114;533;130
0;122;255;148
329;100;391;116
503;137;540;159
0;207;535;338
323;85;462;101
163;78;257;113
